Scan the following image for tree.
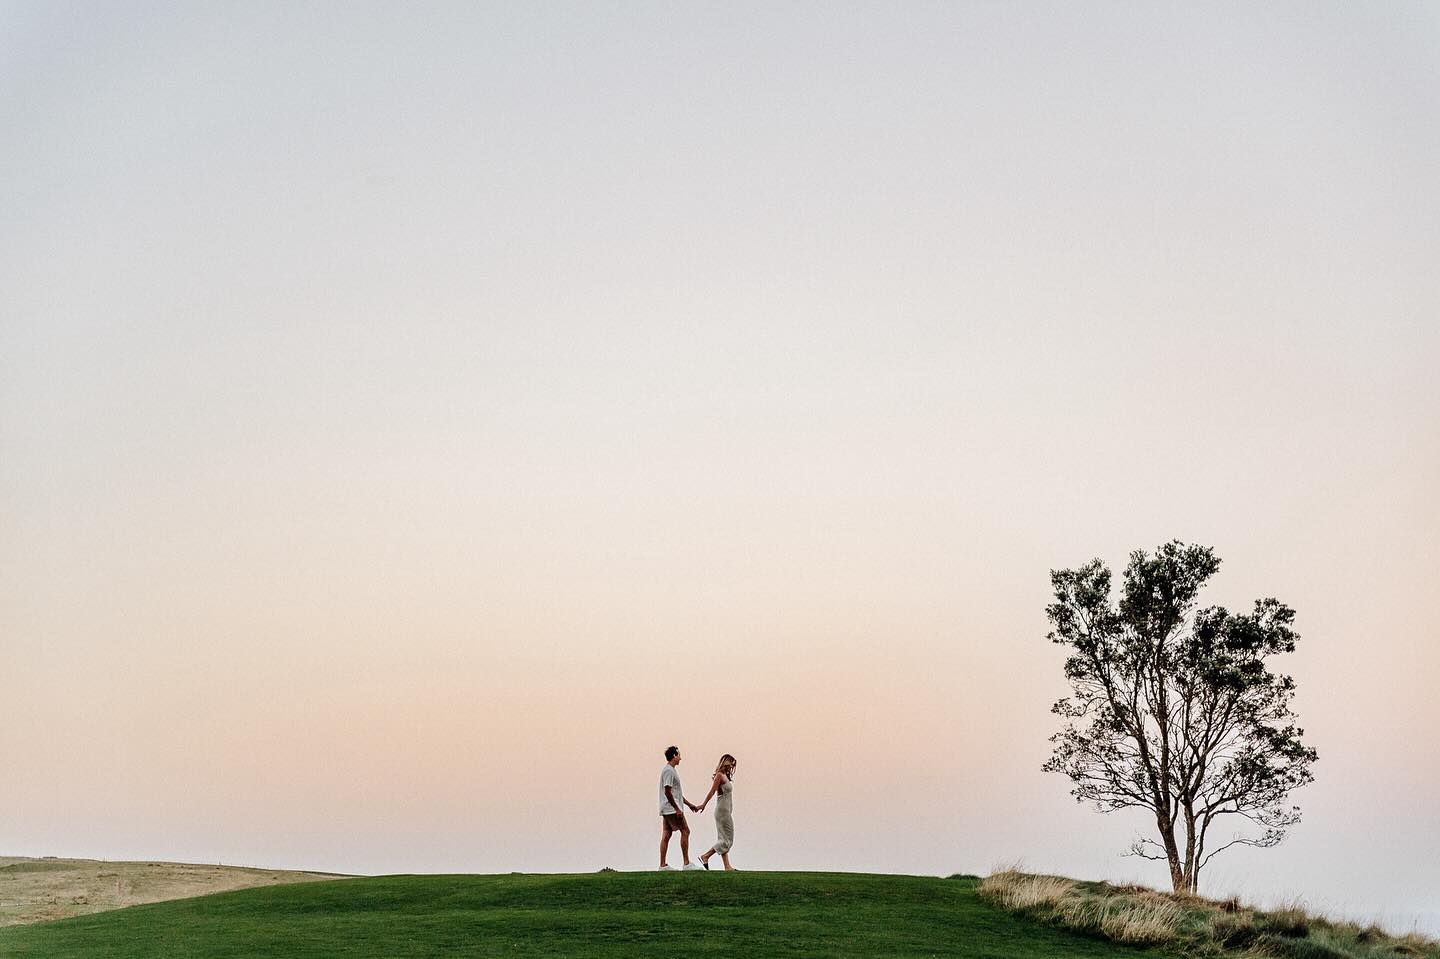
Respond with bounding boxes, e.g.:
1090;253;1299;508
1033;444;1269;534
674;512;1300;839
1043;541;1317;894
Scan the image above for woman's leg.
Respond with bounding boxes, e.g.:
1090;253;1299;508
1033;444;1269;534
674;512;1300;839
720;851;733;870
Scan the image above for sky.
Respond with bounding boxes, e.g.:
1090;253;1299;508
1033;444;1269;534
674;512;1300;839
2;0;1438;936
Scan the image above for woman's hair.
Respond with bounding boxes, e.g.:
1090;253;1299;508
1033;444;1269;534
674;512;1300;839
714;754;737;779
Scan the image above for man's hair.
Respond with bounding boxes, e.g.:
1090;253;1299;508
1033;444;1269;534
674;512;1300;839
664;745;680;761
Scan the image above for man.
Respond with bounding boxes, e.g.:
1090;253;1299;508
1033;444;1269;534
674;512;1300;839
658;745;702;870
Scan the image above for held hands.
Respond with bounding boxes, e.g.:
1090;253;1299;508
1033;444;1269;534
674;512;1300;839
686;801;701;813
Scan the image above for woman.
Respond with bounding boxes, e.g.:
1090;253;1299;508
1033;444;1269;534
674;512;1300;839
697;754;738;871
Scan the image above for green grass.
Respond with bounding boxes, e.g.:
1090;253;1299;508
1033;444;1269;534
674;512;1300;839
0;871;1171;958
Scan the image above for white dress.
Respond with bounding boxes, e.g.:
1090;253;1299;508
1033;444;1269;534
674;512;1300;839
712;776;735;854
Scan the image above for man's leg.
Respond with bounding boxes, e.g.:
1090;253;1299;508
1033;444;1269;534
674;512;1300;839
679;824;691;865
660;822;672;867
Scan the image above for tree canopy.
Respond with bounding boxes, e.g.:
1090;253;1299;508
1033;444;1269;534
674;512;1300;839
1043;541;1317;893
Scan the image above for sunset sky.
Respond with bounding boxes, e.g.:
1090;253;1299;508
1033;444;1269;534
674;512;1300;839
3;0;1437;936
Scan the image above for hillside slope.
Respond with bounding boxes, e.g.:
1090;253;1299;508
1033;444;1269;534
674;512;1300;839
0;856;348;926
0;871;1165;958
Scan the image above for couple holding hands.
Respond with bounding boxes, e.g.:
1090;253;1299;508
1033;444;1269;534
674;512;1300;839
657;745;738;871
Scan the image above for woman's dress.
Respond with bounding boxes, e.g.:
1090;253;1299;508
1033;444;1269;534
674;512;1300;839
712;776;735;854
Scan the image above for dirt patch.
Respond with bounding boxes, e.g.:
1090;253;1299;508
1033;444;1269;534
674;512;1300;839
0;855;352;926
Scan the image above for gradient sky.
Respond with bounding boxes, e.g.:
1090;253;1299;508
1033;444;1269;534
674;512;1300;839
3;0;1438;936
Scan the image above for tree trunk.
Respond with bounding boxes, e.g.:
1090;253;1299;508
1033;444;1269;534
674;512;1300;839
1157;816;1185;892
1182;809;1198;893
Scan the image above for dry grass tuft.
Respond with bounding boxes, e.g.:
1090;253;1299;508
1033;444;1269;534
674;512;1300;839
977;871;1078;911
1095;896;1185;944
979;870;1184;945
1267;905;1312;939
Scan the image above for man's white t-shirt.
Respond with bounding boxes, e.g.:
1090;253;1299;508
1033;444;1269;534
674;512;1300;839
658;764;683;815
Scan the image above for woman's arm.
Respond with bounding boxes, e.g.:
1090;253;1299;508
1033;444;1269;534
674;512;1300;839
698;773;723;811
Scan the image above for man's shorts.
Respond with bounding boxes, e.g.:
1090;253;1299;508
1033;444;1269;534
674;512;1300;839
662;813;687;832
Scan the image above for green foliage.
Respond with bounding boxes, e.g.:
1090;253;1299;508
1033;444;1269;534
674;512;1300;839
0;872;1167;958
1249;933;1350;959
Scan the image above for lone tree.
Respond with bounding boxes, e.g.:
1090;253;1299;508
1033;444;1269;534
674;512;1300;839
1043;541;1317;894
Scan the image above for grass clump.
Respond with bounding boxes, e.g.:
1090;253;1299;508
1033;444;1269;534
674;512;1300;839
979;871;1182;946
978;870;1440;959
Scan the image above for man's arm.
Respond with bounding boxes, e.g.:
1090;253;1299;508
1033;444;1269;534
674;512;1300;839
664;785;683;816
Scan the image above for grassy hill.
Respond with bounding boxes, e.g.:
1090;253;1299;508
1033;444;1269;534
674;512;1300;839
0;870;1163;958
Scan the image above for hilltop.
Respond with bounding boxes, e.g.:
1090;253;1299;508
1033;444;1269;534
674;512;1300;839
0;870;1150;958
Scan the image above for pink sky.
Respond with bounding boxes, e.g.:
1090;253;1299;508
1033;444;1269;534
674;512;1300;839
2;0;1437;937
